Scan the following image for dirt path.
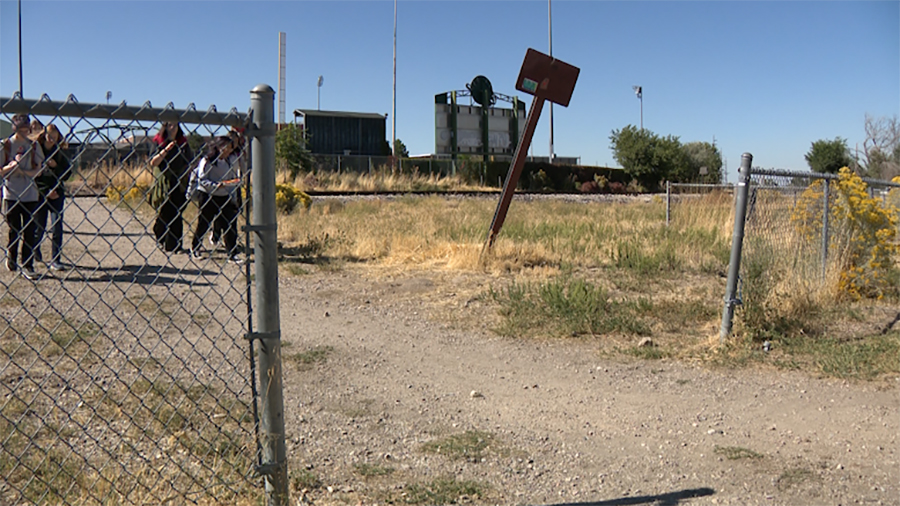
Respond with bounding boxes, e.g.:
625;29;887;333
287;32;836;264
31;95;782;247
277;268;899;506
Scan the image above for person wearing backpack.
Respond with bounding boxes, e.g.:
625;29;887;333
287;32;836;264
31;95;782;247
31;124;71;271
0;114;45;280
148;122;193;254
186;136;242;264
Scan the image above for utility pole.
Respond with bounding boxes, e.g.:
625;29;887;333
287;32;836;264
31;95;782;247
548;0;554;164
18;0;23;96
392;0;398;172
632;85;643;130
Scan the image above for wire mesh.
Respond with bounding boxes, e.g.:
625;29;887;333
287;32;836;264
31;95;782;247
1;96;257;505
741;169;900;313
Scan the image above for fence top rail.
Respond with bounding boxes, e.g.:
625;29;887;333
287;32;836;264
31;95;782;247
668;182;734;189
750;167;900;189
1;94;248;128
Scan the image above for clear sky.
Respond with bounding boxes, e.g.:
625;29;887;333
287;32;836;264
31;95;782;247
1;1;898;180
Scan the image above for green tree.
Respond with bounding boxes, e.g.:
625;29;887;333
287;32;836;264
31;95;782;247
186;132;205;154
609;125;690;190
683;141;724;183
393;138;409;158
805;137;851;174
275;123;313;178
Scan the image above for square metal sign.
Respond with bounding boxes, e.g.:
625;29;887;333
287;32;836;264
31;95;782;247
515;48;580;107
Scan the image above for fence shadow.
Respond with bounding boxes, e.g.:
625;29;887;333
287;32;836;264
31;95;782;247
59;263;218;286
545;487;715;506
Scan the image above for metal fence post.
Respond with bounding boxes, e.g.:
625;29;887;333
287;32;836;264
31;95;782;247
822;180;830;281
665;180;671;227
719;153;753;343
250;84;289;506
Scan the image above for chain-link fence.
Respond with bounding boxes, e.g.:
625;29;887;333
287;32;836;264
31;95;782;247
720;156;900;339
1;92;285;504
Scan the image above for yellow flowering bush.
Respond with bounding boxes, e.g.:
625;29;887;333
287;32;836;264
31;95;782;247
105;186;122;203
106;184;149;206
790;167;899;299
274;183;312;214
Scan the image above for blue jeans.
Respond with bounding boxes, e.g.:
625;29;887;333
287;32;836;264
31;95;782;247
34;193;65;264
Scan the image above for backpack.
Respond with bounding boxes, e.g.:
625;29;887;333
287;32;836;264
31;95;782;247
2;138;40;172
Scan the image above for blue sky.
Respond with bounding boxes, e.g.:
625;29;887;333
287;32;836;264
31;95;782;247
1;1;898;180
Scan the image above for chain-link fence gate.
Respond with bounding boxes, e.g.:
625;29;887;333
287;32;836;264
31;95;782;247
720;154;900;339
1;86;288;505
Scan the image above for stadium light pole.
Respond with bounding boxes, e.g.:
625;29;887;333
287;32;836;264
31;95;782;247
392;0;397;171
632;85;642;130
18;0;23;96
317;75;323;111
548;0;554;164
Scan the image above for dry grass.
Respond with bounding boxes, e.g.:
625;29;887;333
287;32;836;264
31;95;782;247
279;194;732;276
277;191;900;380
282;168;493;193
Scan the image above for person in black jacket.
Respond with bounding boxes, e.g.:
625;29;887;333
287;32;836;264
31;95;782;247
32;124;71;271
149;122;193;253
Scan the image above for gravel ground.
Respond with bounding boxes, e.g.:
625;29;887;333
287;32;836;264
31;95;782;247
276;267;899;506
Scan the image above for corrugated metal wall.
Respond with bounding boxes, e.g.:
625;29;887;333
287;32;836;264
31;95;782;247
306;115;386;156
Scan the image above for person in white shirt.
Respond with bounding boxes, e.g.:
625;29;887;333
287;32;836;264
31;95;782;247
0;114;45;279
186;137;242;264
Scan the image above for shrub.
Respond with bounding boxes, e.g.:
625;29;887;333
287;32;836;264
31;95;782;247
608;181;626;194
790;167;899;299
579;180;600;193
626;180;647;194
275;183;312;214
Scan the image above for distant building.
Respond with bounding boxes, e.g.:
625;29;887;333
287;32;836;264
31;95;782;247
292;109;387;156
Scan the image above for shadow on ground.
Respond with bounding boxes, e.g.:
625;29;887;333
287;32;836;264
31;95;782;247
546;487;715;506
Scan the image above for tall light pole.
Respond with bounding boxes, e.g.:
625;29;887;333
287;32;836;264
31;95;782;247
392;0;397;170
317;75;323;111
632;85;642;130
548;0;554;164
18;0;23;96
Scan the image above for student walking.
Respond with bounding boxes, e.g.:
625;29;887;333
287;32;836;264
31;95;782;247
0;115;45;280
32;124;71;271
149;122;193;254
186;137;242;264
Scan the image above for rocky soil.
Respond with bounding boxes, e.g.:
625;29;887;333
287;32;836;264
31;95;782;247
276;267;899;506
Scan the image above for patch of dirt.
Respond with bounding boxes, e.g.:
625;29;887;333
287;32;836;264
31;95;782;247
277;264;899;506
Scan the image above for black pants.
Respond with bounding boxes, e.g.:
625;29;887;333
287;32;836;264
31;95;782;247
3;199;38;269
191;193;239;256
153;184;186;252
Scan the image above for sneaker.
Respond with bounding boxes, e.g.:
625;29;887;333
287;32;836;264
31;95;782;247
228;255;245;265
48;261;68;272
21;268;37;281
191;249;203;260
209;235;219;249
6;259;17;272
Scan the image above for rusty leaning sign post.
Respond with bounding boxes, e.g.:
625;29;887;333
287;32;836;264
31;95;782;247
485;48;580;250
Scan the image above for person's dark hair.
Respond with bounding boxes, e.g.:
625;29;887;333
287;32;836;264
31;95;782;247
204;136;233;162
152;122;187;146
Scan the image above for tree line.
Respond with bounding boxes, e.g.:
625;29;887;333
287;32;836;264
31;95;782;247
610;114;899;191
